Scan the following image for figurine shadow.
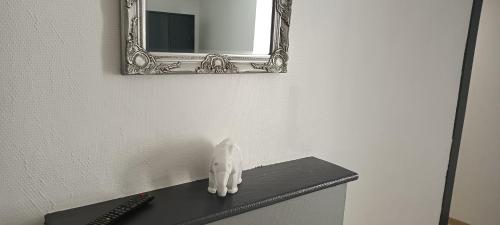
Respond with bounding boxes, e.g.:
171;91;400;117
119;138;213;195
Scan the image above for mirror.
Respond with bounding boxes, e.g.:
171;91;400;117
121;0;293;74
146;0;273;55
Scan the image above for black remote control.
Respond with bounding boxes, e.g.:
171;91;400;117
87;193;154;225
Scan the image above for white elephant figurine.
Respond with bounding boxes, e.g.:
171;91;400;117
208;138;243;197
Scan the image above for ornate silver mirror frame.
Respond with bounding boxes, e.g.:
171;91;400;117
121;0;293;75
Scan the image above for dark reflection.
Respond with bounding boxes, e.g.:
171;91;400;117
146;11;195;53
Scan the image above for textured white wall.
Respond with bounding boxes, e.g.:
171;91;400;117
451;1;500;225
0;1;472;225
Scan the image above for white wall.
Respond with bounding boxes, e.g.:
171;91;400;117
146;0;201;51
450;1;500;225
199;0;258;54
0;1;472;225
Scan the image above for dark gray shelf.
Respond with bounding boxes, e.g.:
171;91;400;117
44;157;358;225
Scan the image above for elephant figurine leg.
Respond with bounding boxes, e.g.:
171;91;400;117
237;170;243;184
208;171;216;194
227;172;239;194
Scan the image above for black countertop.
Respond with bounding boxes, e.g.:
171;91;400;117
44;157;358;225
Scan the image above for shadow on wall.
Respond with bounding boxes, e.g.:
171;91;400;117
101;0;122;75
15;217;42;225
118;138;213;194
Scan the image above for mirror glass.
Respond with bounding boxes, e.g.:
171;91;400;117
146;0;273;55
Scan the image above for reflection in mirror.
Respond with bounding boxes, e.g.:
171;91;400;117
146;0;273;55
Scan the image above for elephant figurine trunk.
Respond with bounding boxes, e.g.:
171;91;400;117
208;138;243;197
